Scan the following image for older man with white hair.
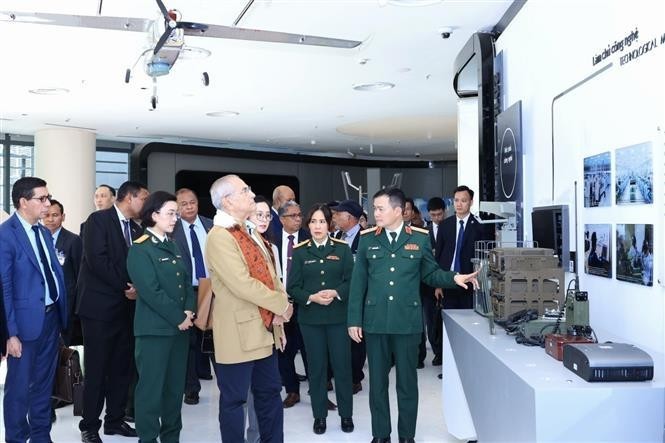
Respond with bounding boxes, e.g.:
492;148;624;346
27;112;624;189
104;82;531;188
205;174;293;442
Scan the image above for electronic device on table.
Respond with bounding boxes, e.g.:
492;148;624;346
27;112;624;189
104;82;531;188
563;342;654;382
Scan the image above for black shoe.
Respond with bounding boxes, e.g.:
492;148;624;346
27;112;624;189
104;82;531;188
184;392;200;405
81;430;103;443
398;439;415;443
341;417;354;433
352;382;362;394
432;355;442;366
123;414;134;423
327;399;337;411
199;374;213;380
296;373;307;382
437;373;442;379
313;418;326;434
416;361;425;369
370;438;391;443
103;421;137;437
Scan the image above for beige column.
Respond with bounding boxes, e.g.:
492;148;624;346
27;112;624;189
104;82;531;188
34;128;96;232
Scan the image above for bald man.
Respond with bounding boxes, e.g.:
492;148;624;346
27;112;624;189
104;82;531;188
268;185;295;242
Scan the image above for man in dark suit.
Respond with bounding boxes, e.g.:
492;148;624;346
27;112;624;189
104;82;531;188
332;199;366;394
43;199;83;346
436;185;487;309
77;181;148;443
276;200;311;408
268;185;295;242
419;197;446;368
0;176;68;443
173;188;214;405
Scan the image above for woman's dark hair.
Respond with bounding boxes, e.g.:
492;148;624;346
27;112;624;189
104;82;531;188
304;203;332;229
254;195;271;206
140;191;177;227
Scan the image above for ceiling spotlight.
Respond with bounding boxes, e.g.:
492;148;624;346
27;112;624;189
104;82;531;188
206;111;239;117
352;82;395;92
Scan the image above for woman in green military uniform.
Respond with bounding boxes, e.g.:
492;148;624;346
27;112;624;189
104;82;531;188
287;204;355;435
127;191;196;443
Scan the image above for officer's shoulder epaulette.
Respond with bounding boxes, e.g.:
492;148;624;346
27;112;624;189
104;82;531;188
134;234;149;244
294;239;310;249
360;226;378;235
409;226;429;235
330;237;348;244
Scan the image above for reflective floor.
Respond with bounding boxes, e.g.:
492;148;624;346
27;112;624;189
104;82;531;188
1;352;464;442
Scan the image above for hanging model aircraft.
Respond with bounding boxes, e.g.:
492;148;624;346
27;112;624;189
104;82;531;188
0;0;362;109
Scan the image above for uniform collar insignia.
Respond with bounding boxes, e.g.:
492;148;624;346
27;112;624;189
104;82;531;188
405;225;412;235
374;227;383;236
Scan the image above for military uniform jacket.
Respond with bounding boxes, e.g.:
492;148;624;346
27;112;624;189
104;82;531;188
348;225;458;334
127;232;195;336
287;238;354;326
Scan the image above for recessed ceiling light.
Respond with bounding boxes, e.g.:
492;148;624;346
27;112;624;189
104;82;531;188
29;88;69;95
206;111;239;117
353;82;395;92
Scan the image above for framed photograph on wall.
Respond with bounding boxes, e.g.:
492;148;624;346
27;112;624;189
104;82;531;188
615;142;653;205
583;152;611;207
584;224;612;278
616;224;653;286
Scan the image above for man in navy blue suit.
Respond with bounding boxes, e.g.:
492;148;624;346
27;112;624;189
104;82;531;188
0;176;67;443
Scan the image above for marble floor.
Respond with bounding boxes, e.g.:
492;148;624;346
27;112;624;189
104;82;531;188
1;353;466;443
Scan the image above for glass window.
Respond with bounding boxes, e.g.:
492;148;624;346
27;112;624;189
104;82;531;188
96;150;129;190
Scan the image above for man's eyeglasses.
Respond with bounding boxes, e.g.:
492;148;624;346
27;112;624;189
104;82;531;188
255;212;272;221
30;194;52;203
282;213;302;219
224;186;252;198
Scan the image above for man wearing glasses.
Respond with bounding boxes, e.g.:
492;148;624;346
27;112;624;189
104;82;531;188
0;177;67;443
173;188;214;404
205;174;292;442
276;200;311;408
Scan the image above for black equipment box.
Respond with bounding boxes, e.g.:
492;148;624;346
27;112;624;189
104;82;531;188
563;342;654;382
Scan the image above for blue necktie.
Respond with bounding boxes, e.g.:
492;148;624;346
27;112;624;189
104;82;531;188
454;220;465;272
122;219;132;247
32;225;59;304
190;224;206;279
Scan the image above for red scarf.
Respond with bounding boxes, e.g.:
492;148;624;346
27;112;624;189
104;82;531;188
227;227;275;330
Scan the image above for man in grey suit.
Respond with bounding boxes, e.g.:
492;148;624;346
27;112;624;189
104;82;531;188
172;188;214;405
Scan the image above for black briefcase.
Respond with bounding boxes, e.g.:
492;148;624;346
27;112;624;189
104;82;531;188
53;346;82;404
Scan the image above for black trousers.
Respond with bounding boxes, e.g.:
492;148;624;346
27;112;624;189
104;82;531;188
351;340;366;384
185;328;214;394
442;286;474;309
421;291;442;361
79;316;132;432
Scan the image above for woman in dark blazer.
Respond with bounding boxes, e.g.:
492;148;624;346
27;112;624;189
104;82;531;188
126;191;195;443
286;204;354;435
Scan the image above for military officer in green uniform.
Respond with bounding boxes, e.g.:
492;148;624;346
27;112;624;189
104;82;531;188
287;204;355;435
127;191;196;443
348;188;479;443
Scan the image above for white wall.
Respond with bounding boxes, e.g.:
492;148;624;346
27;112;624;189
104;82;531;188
494;0;665;353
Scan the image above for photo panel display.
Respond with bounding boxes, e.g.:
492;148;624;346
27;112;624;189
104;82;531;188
616;224;653;286
584;224;612;278
615;142;653;205
583;152;611;207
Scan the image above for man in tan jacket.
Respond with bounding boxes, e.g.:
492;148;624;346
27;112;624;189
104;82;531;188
205;174;293;442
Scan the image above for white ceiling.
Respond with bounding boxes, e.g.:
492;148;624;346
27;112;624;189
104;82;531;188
0;0;512;160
